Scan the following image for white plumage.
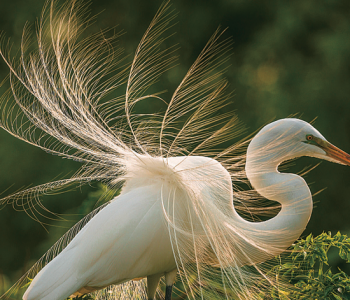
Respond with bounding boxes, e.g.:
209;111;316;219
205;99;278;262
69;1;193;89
0;1;349;300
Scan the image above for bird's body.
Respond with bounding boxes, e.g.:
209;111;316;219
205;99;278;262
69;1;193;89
23;155;233;299
25;185;176;299
23;119;350;300
0;1;349;300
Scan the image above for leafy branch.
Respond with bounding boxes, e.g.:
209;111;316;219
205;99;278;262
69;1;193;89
262;232;350;300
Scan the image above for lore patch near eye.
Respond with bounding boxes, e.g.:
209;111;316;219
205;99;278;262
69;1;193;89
302;134;317;146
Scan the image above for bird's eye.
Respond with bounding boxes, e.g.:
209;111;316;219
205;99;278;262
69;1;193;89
306;135;313;141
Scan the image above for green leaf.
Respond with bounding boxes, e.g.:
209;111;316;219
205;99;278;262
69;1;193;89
333;293;343;300
339;248;348;260
306;234;313;245
262;231;350;299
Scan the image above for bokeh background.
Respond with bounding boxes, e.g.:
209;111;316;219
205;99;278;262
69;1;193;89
0;0;350;296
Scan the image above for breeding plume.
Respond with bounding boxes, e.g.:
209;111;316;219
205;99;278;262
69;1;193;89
0;1;349;300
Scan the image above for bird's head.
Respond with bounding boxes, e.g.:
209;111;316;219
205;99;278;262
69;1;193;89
247;118;350;168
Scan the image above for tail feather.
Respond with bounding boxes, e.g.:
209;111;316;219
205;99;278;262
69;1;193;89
23;249;81;300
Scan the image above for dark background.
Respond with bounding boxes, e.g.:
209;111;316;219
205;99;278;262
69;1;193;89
0;0;350;295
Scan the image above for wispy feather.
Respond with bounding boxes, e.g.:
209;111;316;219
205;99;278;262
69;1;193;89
0;1;316;299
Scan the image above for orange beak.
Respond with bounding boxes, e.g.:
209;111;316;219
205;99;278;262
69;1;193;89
315;137;350;166
323;142;350;166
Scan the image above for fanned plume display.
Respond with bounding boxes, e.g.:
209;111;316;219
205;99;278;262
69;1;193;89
2;0;347;299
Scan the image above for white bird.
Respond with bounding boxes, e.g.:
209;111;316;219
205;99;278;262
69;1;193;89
0;1;349;300
19;118;350;300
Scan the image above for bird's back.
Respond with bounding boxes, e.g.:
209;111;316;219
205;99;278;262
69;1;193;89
23;183;177;300
23;155;233;300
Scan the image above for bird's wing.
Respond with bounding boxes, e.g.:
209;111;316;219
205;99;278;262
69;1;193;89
22;184;176;300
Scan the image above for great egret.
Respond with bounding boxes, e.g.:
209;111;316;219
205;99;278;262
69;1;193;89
0;1;349;300
18;118;350;300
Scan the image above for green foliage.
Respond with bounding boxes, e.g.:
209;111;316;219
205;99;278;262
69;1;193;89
67;295;94;300
262;232;350;300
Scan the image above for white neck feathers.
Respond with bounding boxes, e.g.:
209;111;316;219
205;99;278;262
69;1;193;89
237;130;313;264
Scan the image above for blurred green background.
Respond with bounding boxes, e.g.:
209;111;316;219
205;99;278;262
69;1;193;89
0;0;350;296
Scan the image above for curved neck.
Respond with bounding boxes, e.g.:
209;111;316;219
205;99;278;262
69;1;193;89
232;141;313;264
